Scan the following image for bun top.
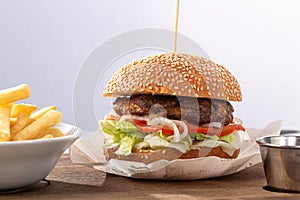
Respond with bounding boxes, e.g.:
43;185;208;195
103;53;242;101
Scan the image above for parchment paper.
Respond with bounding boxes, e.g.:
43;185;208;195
70;121;282;180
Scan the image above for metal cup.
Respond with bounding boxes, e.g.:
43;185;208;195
256;136;300;192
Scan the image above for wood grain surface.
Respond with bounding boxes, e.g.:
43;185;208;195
1;154;300;200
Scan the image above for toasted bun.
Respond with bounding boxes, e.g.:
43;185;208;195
104;146;240;164
103;53;242;101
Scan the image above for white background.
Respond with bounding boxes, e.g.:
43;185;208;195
1;0;300;130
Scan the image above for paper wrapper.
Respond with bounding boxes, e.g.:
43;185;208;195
70;121;282;180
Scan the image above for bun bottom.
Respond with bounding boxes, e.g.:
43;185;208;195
104;147;240;164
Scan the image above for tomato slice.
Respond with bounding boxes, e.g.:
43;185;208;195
132;119;147;126
105;115;147;126
161;127;175;135
105;115;245;137
135;125;161;133
187;122;245;136
105;114;120;121
132;119;180;135
218;124;245;136
130;118;245;136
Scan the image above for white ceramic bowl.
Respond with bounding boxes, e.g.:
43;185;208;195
0;123;80;192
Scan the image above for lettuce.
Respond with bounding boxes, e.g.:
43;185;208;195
144;133;192;153
220;134;236;143
114;134;135;156
193;140;238;156
100;119;239;156
158;130;167;140
134;141;149;149
100;119;192;154
100;120;120;136
196;133;219;141
116;120;137;133
195;133;236;144
192;130;249;156
100;120;143;155
100;120;136;134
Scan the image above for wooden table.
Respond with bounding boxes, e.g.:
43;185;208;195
2;155;300;200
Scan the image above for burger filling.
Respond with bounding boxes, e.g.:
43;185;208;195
100;94;247;158
113;94;234;126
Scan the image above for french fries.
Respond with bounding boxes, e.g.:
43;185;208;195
0;84;64;142
10;114;35;140
35;127;64;139
13;110;62;141
0;84;30;105
0;103;13;141
38;134;54;139
11;104;37;118
10;117;17;127
31;106;56;120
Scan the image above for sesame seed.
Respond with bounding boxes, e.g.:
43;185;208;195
102;52;242;101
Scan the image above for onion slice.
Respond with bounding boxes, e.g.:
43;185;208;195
149;117;189;143
119;115;189;143
172;120;188;140
149;117;179;142
209;122;222;128
120;115;150;123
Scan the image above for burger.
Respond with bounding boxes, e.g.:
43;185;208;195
99;53;248;164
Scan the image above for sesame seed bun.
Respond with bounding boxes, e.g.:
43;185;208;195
103;53;242;101
104;146;240;164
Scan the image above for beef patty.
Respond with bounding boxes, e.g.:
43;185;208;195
113;94;234;126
